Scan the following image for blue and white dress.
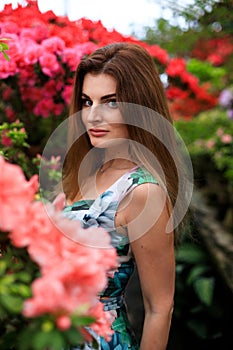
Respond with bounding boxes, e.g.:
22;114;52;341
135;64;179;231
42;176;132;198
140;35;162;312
63;166;158;350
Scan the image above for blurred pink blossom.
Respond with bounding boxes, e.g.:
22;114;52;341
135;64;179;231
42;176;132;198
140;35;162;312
5;106;16;121
56;315;71;330
89;302;115;341
41;36;65;54
22;42;43;65
216;128;224;136
221;134;232;143
1;130;12;147
2;86;12;100
62;47;81;71
62;84;73;105
0;156;38;231
206;139;215;149
0;57;18;79
39;52;61;77
33;98;54;118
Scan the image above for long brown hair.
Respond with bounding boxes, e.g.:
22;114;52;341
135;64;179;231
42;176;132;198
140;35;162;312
63;43;189;237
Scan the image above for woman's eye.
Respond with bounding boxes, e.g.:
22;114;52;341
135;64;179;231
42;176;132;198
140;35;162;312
107;100;118;109
81;99;92;107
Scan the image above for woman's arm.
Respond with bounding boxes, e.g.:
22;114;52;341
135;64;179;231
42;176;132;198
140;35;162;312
123;183;175;350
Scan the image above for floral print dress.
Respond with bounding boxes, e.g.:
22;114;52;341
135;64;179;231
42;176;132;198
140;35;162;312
63;166;159;350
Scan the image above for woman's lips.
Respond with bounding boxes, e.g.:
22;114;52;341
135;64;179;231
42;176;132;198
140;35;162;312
89;129;109;137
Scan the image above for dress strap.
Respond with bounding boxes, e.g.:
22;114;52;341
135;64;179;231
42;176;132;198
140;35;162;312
117;166;159;204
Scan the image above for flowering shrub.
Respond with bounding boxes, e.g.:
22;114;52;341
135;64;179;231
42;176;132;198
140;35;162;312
175;108;233;230
176;109;233;185
191;36;233;67
0;119;38;176
0;156;117;350
192;127;233;186
0;1;218;141
166;57;218;119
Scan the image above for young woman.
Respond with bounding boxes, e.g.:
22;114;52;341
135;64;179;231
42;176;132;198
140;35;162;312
62;43;189;350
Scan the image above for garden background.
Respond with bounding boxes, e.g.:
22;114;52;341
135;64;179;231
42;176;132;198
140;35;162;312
0;0;232;349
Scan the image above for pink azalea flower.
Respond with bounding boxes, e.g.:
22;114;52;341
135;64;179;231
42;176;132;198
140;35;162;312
39;52;61;77
0;157;38;232
207;53;223;66
19;67;37;86
206;139;215;149
53;103;64;116
2;86;13;101
0;57;18;79
1;130;12;147
89;302;115;341
16;200;117;324
0;21;19;34
56;315;71;330
221;134;232;143
6;36;23;64
166;58;186;77
146;44;169;65
42;80;58;97
9;201;56;248
62;47;82;71
5;106;16;122
180;71;199;92
62;84;73;105
23;276;69;316
23;42;43;65
33;98;55;118
41;36;65;54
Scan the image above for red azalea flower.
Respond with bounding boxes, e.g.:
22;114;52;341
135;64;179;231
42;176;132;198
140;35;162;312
166;58;186;77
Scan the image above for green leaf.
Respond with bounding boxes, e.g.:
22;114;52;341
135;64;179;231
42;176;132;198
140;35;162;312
2;50;9;61
10;283;31;298
0;260;8;275
0;274;16;285
194;277;215;306
0;42;9;50
71;314;95;327
187;265;210;285
187;318;209;338
65;327;84;344
176;243;207;264
0;294;23;313
34;330;66;350
16;271;33;283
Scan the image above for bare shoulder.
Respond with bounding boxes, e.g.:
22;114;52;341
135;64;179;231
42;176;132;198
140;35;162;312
125;182;168;221
115;182;171;239
129;182;165;203
128;183;174;253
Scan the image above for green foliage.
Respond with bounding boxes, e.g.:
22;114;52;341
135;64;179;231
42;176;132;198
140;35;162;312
143;18;201;57
0;121;37;177
174;231;228;340
0;38;10;61
187;58;226;89
175;109;233;185
143;0;233;72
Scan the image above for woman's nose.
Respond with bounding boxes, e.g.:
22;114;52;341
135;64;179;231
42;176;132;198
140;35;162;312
86;104;102;123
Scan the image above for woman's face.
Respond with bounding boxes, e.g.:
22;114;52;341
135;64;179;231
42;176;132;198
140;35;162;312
81;73;129;148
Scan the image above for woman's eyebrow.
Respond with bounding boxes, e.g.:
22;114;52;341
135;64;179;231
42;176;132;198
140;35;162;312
100;93;116;101
81;93;116;100
81;93;90;99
